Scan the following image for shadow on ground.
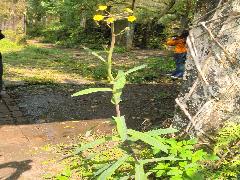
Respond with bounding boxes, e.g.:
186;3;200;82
0;160;32;180
7;83;179;130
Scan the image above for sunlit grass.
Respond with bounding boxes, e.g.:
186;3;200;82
1;41;95;84
1;40;175;85
0;39;24;53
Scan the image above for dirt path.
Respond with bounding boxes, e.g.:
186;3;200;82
1;41;179;179
0;89;114;179
0;108;113;179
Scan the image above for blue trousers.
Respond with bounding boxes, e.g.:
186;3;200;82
172;53;186;77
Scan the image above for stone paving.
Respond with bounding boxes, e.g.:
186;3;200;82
0;89;25;125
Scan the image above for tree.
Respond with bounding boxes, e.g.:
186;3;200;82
173;0;240;136
0;0;26;32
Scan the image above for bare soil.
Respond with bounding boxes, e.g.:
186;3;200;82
8;82;179;130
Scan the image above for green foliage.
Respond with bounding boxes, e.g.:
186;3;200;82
125;64;147;76
98;154;130;179
127;57;175;83
72;88;112;97
25;0;197;49
113;116;127;142
57;128;211;179
214;121;240;153
135;163;148;180
27;0;109;48
128;129;169;153
0;38;24;53
204;122;240;179
55;168;71;180
111;70;126;104
74;137;108;155
114;46;127;53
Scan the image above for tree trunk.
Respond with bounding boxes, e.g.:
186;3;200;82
173;0;240;136
125;0;136;50
126;23;134;50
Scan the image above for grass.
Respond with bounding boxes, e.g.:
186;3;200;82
0;39;175;85
1;39;95;84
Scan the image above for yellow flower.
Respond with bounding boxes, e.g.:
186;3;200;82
93;15;104;21
98;5;107;11
106;17;115;23
125;8;133;13
127;16;136;22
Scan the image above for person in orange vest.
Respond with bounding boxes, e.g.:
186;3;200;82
0;30;5;95
166;30;189;79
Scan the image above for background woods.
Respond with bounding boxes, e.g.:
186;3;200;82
0;0;26;33
1;0;196;48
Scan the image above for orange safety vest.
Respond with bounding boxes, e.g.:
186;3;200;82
166;38;187;53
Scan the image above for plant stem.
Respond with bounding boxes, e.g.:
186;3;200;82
107;23;115;82
116;104;121;117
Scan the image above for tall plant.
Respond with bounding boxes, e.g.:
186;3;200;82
73;5;140;125
70;5;213;179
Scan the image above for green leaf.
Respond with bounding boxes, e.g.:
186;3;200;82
111;70;126;104
82;46;106;63
113;116;127;142
94;163;112;177
156;170;166;177
128;129;169;153
179;161;188;168
147;128;178;136
187;172;205;180
72;88;112;97
140;157;183;164
192;150;207;162
187;138;198;145
125;64;147;75
55;175;69;180
62;168;71;177
167;167;183;176
170;175;183;180
74;138;107;154
204;154;220;161
135;163;148;180
98;154;129;180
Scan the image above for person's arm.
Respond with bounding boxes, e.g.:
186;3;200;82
0;30;5;40
166;38;177;46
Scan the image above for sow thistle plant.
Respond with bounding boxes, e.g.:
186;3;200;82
66;5;216;180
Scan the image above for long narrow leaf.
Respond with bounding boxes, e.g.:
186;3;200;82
74;138;106;154
140;157;184;164
72;88;112;97
98;154;129;180
125;64;147;75
147;128;178;137
128;129;169;153
82;46;106;63
113;116;127;142
135;163;148;180
94;163;112;177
